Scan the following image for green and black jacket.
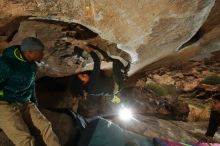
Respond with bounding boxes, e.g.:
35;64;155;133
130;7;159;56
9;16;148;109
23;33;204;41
0;45;37;103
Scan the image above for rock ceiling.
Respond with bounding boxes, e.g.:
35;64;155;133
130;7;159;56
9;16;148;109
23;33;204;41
0;0;220;76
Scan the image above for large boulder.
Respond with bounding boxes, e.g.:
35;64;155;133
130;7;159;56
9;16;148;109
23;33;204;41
0;0;216;75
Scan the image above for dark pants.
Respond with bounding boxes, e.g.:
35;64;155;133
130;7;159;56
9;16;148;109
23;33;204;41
112;59;130;90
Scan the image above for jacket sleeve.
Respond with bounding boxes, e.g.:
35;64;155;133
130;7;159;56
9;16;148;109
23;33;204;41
90;51;101;78
205;111;219;137
30;81;37;104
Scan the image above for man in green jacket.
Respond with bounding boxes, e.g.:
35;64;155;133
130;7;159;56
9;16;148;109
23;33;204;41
0;37;61;146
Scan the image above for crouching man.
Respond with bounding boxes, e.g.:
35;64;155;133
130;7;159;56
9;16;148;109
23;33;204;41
0;37;61;146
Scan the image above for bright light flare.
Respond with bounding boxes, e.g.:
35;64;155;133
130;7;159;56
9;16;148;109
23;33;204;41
119;107;133;121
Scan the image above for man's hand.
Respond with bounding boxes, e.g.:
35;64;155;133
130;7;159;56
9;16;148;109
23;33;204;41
79;44;93;53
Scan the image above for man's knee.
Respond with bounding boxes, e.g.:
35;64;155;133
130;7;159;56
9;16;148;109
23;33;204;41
18;135;35;146
3;128;35;146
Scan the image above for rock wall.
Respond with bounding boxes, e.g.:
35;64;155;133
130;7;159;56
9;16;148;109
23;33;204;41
0;0;216;75
3;20;130;77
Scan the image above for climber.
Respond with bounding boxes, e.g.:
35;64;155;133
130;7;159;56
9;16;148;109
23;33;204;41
68;44;130;102
0;37;61;146
87;44;130;89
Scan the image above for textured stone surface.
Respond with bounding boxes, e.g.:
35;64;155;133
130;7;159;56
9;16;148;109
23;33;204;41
6;20;130;77
138;59;220;123
0;0;216;75
113;115;219;143
145;0;220;69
